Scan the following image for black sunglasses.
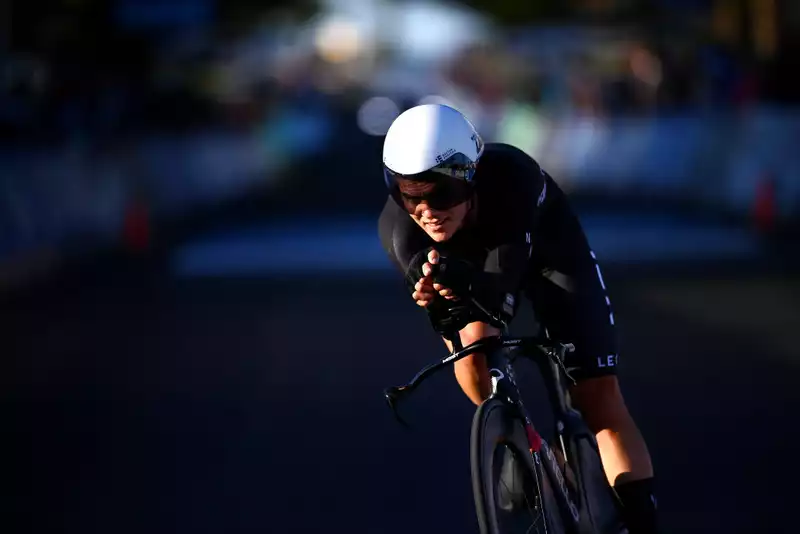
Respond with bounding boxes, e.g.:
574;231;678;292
384;153;477;212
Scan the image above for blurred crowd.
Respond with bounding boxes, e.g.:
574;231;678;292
0;35;764;143
0;0;798;275
0;1;787;146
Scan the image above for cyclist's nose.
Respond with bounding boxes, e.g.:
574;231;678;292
418;206;437;220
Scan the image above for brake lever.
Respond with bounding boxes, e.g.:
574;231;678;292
383;386;411;429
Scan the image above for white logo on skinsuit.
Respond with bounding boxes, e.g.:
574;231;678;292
596;354;618;368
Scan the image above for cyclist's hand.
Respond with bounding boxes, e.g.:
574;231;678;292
413;276;435;307
419;249;458;303
421;248;439;278
411;249;435;306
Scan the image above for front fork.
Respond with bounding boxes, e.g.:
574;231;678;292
489;363;582;528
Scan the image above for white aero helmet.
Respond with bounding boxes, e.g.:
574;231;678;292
382;104;484;211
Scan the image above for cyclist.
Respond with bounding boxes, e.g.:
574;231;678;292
378;103;660;534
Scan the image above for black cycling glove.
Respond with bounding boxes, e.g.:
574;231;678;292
404;247;477;299
436;255;516;328
404;249;514;337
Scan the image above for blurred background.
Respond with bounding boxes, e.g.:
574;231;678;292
4;0;800;533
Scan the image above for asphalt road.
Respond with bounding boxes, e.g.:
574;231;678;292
7;266;800;534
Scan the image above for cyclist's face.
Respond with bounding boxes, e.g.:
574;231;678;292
395;178;472;241
404;189;470;242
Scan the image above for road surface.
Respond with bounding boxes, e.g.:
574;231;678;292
7;255;800;533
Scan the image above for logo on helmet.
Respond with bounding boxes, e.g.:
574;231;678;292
435;148;456;164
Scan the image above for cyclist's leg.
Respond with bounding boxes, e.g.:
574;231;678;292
527;272;659;534
442;321;498;406
526;195;660;534
570;377;658;534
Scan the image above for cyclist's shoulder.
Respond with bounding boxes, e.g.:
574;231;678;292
478;143;546;189
476;143;547;207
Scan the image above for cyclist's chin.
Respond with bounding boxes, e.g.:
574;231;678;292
413;207;469;241
425;228;451;242
420;220;454;241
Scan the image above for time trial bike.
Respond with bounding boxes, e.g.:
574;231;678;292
383;297;627;534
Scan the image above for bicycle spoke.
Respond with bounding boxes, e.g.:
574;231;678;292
495;446;546;534
522;492;545;534
525;458;547;534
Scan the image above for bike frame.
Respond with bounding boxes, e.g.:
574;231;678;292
487;341;584;530
384;334;605;534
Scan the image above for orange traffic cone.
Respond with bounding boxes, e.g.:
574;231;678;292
752;173;777;235
122;198;151;254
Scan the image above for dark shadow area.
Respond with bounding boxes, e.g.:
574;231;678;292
5;270;799;533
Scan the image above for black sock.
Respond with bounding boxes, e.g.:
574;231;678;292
613;477;660;534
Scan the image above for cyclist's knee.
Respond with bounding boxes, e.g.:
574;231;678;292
569;375;631;433
448;321;498;405
454;354;491;406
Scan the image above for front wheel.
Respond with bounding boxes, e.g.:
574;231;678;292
471;398;567;534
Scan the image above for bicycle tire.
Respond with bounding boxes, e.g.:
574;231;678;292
471;398;567;534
